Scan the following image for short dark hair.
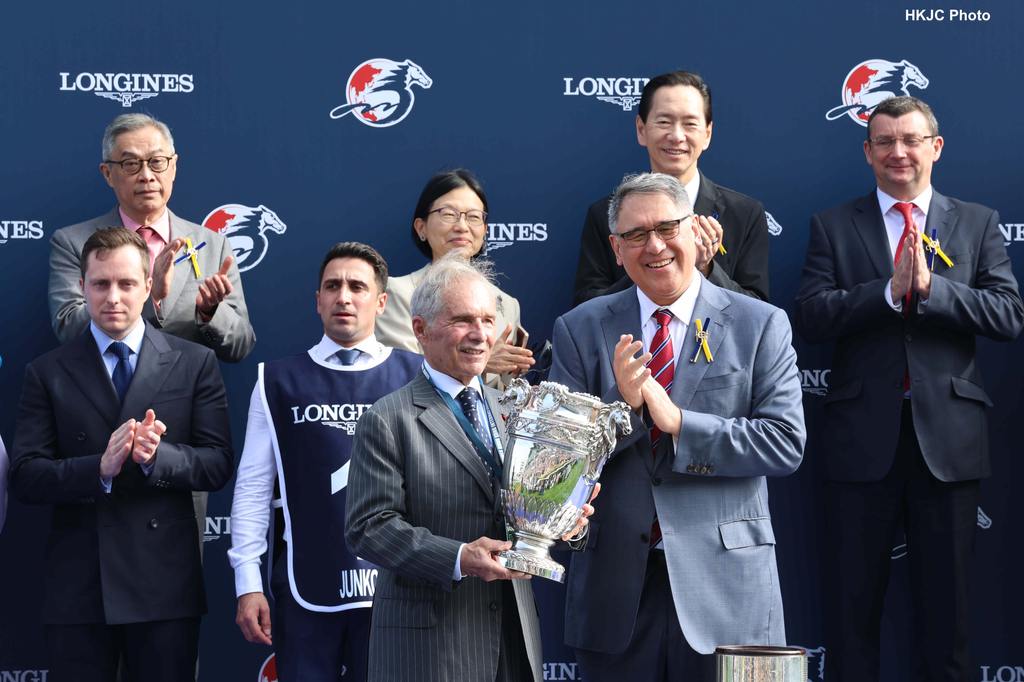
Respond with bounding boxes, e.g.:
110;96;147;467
81;227;151;279
318;241;389;292
866;96;939;139
638;71;712;124
411;169;489;259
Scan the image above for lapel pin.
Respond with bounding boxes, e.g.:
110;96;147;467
690;317;715;364
174;238;206;278
921;231;953;270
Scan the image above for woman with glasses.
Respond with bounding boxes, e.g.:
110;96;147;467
375;169;534;387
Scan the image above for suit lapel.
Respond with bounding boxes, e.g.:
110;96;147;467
601;289;644;366
160;211;196;316
694;172;724;220
412;374;495;502
120;325;180;421
852;193;894;279
924;191;957;265
671;278;731;411
58;331;121;428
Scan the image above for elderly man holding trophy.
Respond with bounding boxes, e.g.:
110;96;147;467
549;173;806;681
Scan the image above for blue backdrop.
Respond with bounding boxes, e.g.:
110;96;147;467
2;1;1022;680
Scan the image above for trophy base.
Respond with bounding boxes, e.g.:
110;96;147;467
497;549;566;582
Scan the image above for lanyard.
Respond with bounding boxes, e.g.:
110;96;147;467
421;366;504;480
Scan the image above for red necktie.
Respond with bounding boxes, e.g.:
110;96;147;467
893;202;915;391
646;309;675;547
893;202;916;309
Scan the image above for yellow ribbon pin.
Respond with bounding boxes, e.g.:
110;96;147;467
718;242;727;256
690;318;714;364
184;237;202;278
921;233;953;269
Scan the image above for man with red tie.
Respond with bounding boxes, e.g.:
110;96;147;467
796;96;1024;682
550;172;805;681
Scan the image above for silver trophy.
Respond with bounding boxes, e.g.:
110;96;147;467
497;378;632;582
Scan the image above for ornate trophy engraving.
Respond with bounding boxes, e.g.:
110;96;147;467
497;379;632;582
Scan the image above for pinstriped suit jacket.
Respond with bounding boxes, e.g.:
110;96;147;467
345;372;542;682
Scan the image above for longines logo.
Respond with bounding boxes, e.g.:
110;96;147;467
562;77;650;111
800;369;831;397
980;665;1024;681
485;222;548;254
543;662;582;681
59;72;194;107
999;223;1024;247
291;403;372;436
0;220;44;244
0;671;50;681
203;515;231;543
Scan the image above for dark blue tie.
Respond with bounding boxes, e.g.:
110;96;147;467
334;348;361;366
109;341;134;404
457;387;493;451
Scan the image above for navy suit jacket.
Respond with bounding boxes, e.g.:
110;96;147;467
10;323;234;624
795;190;1023;482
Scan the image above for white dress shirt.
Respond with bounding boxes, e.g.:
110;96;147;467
228;334;392;597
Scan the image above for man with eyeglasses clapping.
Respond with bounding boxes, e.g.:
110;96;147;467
48;113;255;363
795;96;1024;682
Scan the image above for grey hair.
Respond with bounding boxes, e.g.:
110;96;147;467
607;172;692;234
101;113;175;161
410;253;496;324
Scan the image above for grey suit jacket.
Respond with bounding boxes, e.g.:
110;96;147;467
795;190;1024;481
49;208;255;362
345;373;542;682
549;277;805;655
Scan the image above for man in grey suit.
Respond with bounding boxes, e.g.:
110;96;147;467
550;173;805;680
347;256;564;682
48;113;255;363
796;96;1024;681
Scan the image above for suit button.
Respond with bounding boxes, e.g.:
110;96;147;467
489;601;499;612
148;518;159;529
707;465;715;474
652;477;662;486
686;464;696;473
701;465;710;475
639;533;650;543
76;432;86;441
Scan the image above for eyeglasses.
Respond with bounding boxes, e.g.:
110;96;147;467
427;207;487;227
868;135;936;150
614;216;692;247
103;155;176;175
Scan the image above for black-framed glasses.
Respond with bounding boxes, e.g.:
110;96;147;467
103;155;176;175
614;215;692;247
428;206;487;228
868;135;936;150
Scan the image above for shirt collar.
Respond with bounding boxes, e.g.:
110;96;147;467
422;359;484;400
876;186;933;219
636;272;702;327
683;173;701;212
311;334;386;363
90;319;145;357
119;207;171;243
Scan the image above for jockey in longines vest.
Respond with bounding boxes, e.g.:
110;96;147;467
261;347;421;610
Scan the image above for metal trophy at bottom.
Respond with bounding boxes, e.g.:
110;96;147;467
496;379;632;582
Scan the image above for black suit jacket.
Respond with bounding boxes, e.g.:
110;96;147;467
572;172;771;305
795;190;1023;482
10;323;234;624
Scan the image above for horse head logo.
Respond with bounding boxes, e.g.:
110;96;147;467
330;58;433;128
825;59;930;126
202;203;288;272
